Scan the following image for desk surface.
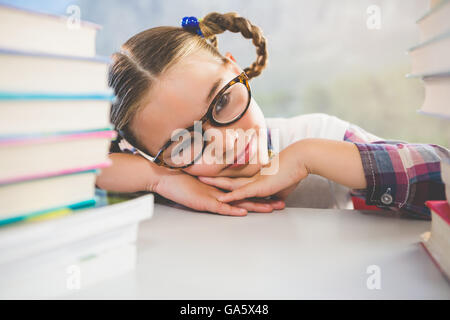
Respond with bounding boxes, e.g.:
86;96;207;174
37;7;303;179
69;204;450;299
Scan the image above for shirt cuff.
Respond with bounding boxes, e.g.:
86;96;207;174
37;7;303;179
352;143;409;208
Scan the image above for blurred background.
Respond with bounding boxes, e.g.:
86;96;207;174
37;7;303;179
4;0;449;146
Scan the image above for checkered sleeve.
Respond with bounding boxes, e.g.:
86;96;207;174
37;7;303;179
344;123;449;219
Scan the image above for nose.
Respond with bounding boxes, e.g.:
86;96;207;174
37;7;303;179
202;101;255;160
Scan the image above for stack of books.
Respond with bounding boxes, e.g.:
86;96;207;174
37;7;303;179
408;0;450;119
0;190;154;299
0;4;153;298
409;0;450;282
409;0;450;206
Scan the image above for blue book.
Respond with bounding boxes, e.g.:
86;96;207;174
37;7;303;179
0;91;115;135
0;169;101;226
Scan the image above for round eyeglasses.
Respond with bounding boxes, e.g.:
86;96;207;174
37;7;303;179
119;71;252;169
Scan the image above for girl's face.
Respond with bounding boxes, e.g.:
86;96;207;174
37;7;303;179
131;50;268;177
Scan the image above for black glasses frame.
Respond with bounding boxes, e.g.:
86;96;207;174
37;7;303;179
125;71;251;169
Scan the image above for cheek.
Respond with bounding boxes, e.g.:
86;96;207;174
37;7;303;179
241;98;266;129
180;99;266;178
182;163;224;177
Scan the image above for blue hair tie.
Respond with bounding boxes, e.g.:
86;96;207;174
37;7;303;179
181;16;204;37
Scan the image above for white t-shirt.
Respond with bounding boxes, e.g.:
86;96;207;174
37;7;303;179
265;113;355;209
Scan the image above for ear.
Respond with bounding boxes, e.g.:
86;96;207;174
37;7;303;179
225;52;237;63
224;52;242;75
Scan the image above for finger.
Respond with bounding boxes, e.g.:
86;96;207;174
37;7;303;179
206;200;248;216
239;198;286;210
231;200;273;213
260;199;286;210
217;181;271;203
272;200;286;210
198;176;253;191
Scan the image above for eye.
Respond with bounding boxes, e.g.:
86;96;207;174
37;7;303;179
214;93;230;115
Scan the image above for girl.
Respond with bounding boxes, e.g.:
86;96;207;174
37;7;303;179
97;12;449;219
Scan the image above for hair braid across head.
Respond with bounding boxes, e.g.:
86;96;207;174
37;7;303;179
198;12;268;79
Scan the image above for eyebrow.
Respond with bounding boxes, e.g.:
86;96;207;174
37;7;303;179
206;78;223;104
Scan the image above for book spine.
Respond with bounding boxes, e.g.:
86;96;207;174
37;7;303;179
0;47;111;64
0;91;114;101
0;197;97;227
0;128;117;146
0;162;110;185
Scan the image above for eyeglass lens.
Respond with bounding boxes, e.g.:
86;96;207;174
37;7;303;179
162;81;250;168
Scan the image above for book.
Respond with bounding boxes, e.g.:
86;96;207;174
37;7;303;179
0;129;116;184
0;191;153;265
0;48;110;93
0;198;95;227
417;0;450;43
410;1;450;121
417;75;450;118
441;157;450;205
0;243;137;299
0;4;99;57
0;92;114;135
0;191;153;299
421;200;450;281
0;3;142;299
0;169;99;224
407;32;450;77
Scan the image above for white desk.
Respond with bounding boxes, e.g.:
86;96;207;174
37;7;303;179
69;204;450;299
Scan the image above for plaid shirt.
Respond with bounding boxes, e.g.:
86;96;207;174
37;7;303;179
344;124;449;220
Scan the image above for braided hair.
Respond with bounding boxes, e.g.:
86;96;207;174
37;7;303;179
197;12;268;80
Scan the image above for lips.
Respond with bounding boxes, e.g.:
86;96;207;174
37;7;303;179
226;133;255;169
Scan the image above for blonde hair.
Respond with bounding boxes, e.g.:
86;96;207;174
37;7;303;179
108;12;268;153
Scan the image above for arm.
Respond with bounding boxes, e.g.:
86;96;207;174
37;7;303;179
96;152;245;215
206;138;366;202
343;124;448;219
96;152;285;216
211;126;448;220
96;152;157;193
300;138;367;190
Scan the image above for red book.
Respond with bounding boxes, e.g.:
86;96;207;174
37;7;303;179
421;201;450;282
351;196;383;211
425;200;450;225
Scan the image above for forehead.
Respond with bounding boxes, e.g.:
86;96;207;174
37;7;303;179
134;52;230;154
157;52;226;109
